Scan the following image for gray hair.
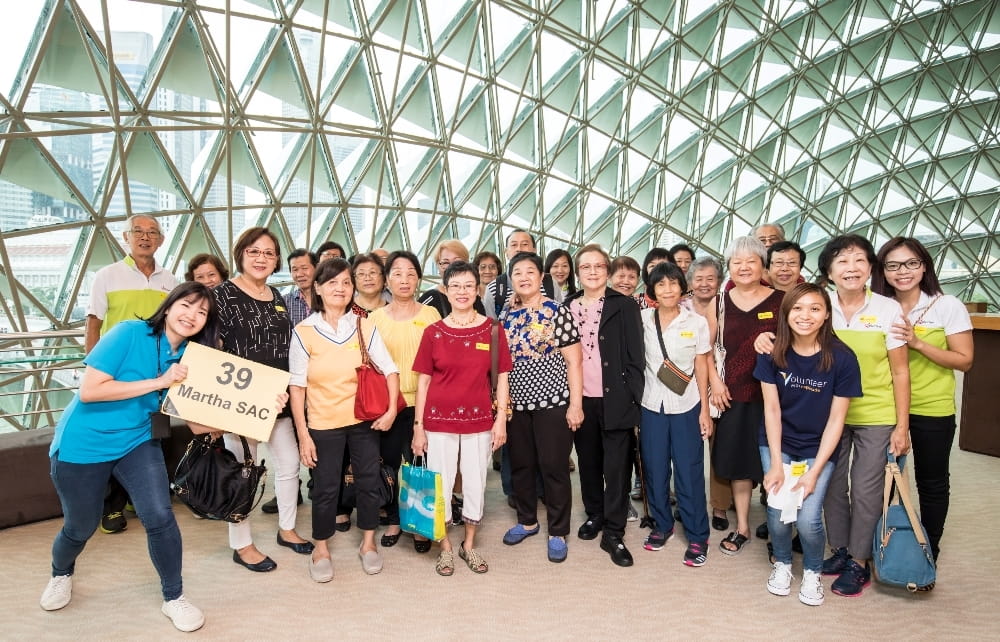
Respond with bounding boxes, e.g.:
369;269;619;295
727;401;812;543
686;256;723;283
725;236;768;267
752;221;785;239
125;214;161;231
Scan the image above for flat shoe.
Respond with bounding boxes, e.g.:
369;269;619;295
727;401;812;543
458;542;488;573
277;532;315;555
359;548;383;575
309;556;333;583
381;531;401;547
414;538;432;554
503;523;541;546
334;520;351;533
547;536;568;563
232;550;277;572
712;512;729;531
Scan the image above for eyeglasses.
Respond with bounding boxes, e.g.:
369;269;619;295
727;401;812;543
245;248;278;260
446;283;477;292
355;270;382;280
757;235;781;244
770;261;799;269
478;263;498;272
129;228;162;239
437;260;453;270
883;258;923;272
578;263;608;273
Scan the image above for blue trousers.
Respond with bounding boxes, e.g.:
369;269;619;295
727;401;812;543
640;404;709;544
760;447;835;572
50;439;183;600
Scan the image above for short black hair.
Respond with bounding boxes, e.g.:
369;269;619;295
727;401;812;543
443;260;479;286
506;228;536;246
287;248;318;269
817;234;876;287
310;258;353;312
145;281;220;347
385;250;423;279
316;241;346;258
668;243;696;261
647;261;688;295
641;247;674;286
508;251;543;274
766;241;805;268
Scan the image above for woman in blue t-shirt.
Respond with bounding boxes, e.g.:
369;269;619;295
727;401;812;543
754;283;862;607
41;282;221;632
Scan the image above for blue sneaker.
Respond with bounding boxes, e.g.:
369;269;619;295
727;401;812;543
502;523;540;546
831;559;871;597
821;547;850;576
547;536;568;563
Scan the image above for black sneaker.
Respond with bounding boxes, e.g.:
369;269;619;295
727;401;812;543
755;521;768;540
683;541;708;567
100;511;127;534
821;546;850;576
831;559;871;597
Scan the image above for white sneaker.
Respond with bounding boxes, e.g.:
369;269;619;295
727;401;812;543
799;569;825;606
767;561;793;596
40;575;72;611
161;595;205;632
627;502;639;522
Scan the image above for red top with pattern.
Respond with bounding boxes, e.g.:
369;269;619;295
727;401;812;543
721;289;782;403
412;319;512;434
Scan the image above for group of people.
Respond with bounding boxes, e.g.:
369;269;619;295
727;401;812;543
42;216;973;631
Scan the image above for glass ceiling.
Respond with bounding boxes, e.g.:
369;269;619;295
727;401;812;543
1;0;999;342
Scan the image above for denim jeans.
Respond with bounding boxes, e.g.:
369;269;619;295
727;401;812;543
759;447;834;573
50;439;183;600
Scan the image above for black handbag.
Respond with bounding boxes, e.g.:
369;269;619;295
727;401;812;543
342;460;396;508
171;434;267;523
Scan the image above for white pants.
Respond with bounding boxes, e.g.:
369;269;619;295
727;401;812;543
224;417;300;549
426;431;492;524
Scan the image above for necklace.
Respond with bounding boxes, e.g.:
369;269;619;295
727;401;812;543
449;312;478;327
239;275;268;298
571;296;604;360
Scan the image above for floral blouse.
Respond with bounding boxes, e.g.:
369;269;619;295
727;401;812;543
501;299;580;411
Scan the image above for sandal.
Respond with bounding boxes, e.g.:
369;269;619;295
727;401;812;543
719;531;750;556
435;550;455;576
458;542;488;573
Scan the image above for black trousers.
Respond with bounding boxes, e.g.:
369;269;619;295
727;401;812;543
508;406;574;537
574;397;632;538
379;406;415;525
910;413;956;560
310;423;380;540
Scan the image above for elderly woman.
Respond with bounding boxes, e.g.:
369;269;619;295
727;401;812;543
41;282;221;631
640;262;713;566
609;256;641;299
184;253;228;288
473;250;502;299
544;248;576;303
872;238;973;573
353;253;390;314
370;251;441;551
289;258;401;582
418;239;486;317
639;248;673;308
708;236;782;556
411;261;512;575
669;243;696;273
214;227;312;572
685;256;731;531
564;244;644;567
500;252;584;563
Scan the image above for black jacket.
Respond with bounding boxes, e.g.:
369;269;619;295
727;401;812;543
565;287;644;430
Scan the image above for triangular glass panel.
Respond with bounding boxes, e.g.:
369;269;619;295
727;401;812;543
154;15;222;103
123;131;190;204
324;47;380;126
437;6;482;72
252;32;312;112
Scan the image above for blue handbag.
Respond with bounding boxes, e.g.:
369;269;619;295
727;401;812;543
871;453;936;591
399;457;446;541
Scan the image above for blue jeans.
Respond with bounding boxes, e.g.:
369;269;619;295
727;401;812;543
759;447;834;573
640;405;709;544
50;439;183;600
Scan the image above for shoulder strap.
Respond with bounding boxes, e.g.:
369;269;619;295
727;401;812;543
911;295;941;327
888;460;930;547
356;315;371;366
715;293;726;350
490;321;499;394
653;309;670;361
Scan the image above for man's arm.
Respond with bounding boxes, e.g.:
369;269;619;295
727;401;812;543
85;315;102;354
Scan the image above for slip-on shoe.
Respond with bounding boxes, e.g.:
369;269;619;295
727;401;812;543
503;523;540;546
359;548;384;575
309;556;333;583
277;532;314;555
232;550;277;573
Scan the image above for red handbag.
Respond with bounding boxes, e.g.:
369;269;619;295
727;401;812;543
354;316;405;421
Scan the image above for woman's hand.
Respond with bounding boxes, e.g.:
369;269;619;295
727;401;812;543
709;381;731;412
371;408;397;432
276;391;290;411
299;434;318;468
566;404;584;431
754;331;776;355
491;417;507;452
411;428;428;457
791;468;818;500
157;363;188;389
889;426;911;456
763;464;784;497
890;318;922;350
698;410;713;440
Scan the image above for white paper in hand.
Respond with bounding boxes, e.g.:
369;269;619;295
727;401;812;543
766;461;809;524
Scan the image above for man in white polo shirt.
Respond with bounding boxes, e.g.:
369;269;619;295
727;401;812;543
85;214;177;533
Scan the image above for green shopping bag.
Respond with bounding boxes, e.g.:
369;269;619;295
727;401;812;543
399;457;446;541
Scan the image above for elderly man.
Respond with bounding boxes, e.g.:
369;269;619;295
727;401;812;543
483;229;555;319
766;241;806;292
86;214;178;533
753;222;786;249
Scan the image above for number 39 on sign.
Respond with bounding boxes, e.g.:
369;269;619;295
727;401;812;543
161;342;291;442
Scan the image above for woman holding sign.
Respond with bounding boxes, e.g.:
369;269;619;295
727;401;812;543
41;282;220;632
289;258;401;582
214;227;313;573
411;261;512;575
755;283;861;606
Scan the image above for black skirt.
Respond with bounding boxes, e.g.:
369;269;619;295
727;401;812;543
711;400;764;482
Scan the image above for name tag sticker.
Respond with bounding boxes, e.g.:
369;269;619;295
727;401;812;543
680;330;694;338
475;342;490;351
274;305;286;313
757;311;774;320
790;461;808;477
531;323;545;331
413;321;426;327
860;315;877;324
349;343;359;350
